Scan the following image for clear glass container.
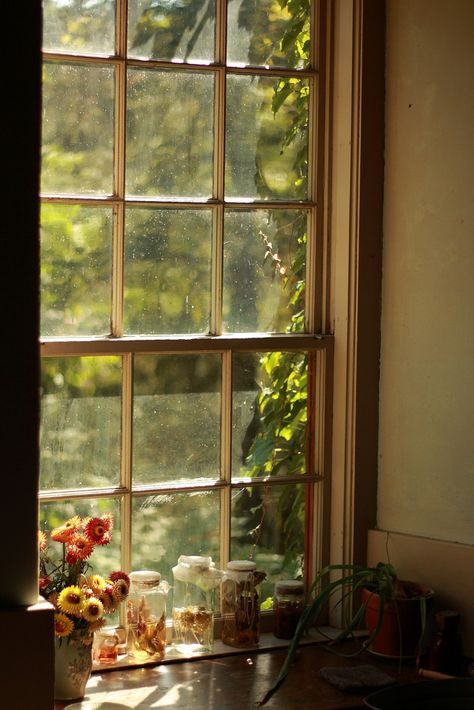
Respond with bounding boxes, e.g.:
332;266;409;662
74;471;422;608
126;570;169;661
221;560;266;648
273;580;305;639
172;555;222;655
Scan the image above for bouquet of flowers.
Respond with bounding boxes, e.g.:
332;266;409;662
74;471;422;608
39;513;130;645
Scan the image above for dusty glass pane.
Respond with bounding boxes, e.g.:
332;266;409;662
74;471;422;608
131;491;220;588
223;209;306;333
39;497;122;580
226;74;308;200
232;351;308;479
227;0;311;69
126;68;214;198
133;354;221;484
42;0;116;55
41;62;114;195
40;204;112;337
128;0;215;63
231;483;306;601
40;357;122;490
124;208;212;335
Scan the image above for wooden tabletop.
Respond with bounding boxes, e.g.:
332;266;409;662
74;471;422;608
54;641;419;709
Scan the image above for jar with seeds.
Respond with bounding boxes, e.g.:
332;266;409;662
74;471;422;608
172;555;222;655
127;570;169;661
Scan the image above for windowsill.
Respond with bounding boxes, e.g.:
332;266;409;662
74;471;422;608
56;632;420;710
92;626;347;673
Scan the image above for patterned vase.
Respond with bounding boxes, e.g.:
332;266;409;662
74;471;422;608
54;632;93;701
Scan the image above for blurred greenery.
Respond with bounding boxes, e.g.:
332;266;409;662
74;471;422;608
40;0;313;596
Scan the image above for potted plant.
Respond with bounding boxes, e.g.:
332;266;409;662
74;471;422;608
260;562;433;706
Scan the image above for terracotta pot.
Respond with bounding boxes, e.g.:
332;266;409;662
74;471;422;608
362;585;433;658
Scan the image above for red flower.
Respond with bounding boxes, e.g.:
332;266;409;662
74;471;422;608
85;517;112;546
39;575;51;590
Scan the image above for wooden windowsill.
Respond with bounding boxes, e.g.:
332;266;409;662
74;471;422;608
55;634;419;709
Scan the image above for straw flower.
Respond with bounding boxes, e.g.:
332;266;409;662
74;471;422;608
54;612;74;638
81;597;104;622
38;512;129;646
57;586;85;616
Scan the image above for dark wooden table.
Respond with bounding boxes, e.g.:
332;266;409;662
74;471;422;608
55;642;418;709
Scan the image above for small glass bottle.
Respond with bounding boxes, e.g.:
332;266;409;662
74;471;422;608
127;570;169;661
172;555;222;655
221;560;266;648
273;580;305;639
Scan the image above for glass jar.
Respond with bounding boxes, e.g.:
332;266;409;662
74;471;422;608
126;570;169;661
172;555;222;655
273;580;305;639
221;560;266;648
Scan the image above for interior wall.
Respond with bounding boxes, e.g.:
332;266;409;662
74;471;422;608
377;0;474;654
379;0;474;543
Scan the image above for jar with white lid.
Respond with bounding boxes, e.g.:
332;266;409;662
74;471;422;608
273;579;305;639
221;560;266;648
172;555;222;655
126;570;169;660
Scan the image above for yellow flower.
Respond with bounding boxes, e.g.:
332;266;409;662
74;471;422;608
87;574;107;595
54;612;74;638
81;596;104;622
57;586;85;616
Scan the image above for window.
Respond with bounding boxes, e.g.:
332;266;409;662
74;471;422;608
39;0;332;621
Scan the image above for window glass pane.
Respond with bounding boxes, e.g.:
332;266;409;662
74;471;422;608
227;0;311;69
42;0;116;55
124;208;212;335
128;0;215;63
39;497;122;577
231;483;306;601
41;62;114;195
40;204;112;337
126;68;214;198
40;357;122;490
226;74;308;200
133;354;221;484
232;352;308;479
223;209;306;333
131;491;220;587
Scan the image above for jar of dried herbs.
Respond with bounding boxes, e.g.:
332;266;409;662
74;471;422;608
127;570;169;661
172;555;222;655
221;560;266;648
273;580;305;639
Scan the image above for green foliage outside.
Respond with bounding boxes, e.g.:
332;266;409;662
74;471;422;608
40;0;313;599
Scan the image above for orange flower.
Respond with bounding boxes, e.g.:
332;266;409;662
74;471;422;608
38;531;47;551
51;515;81;543
54;612;74;638
70;533;94;561
85;516;112;546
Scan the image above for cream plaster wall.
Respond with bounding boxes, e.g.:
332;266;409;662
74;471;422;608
379;0;474;545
